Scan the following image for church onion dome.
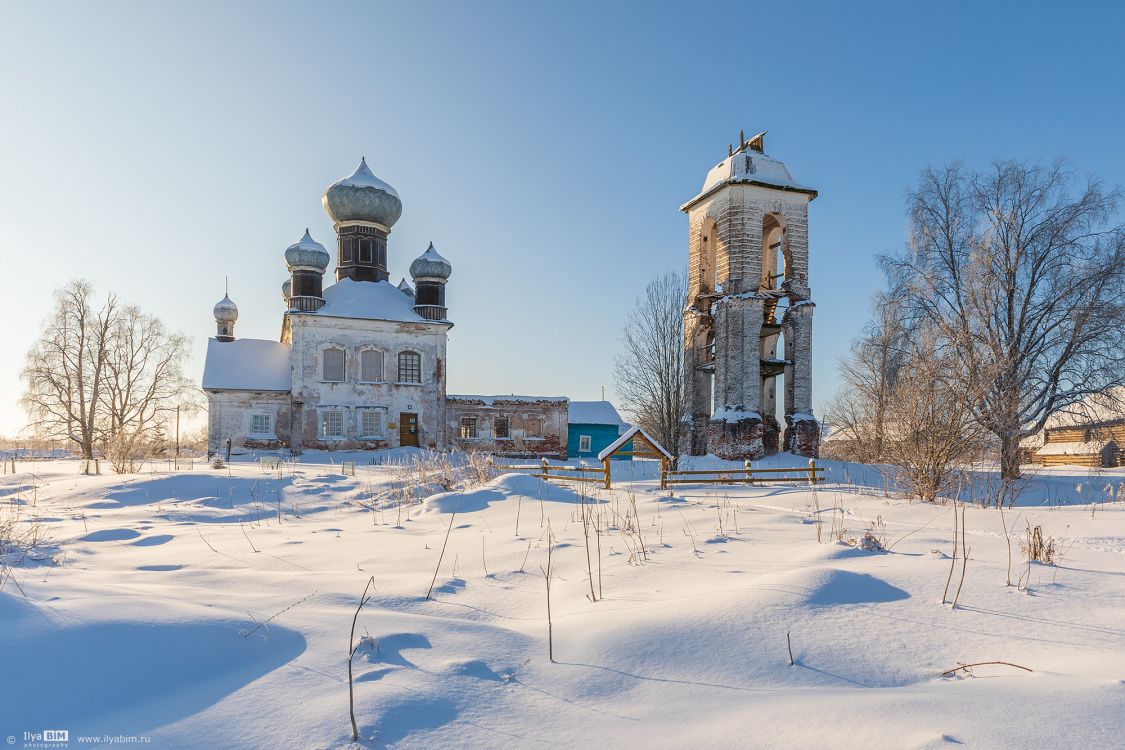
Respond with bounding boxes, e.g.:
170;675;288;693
410;242;452;280
213;294;238;322
281;278;292;300
284;229;330;270
397;277;415;298
322;157;403;228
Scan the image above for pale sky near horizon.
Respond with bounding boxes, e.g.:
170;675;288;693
1;1;1123;437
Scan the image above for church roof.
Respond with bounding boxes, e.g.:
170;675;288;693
681;138;817;211
202;338;291;392
310;278;445;324
568;400;627;427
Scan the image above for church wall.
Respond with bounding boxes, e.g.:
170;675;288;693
287;314;449;451
446;397;569;459
687;186;809;299
206;390;292;456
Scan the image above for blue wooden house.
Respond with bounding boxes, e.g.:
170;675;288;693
568;401;631;460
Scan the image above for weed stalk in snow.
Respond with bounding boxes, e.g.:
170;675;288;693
426;496;460;599
942;500;958;604
348;577;376;742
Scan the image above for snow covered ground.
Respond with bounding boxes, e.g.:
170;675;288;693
2;452;1124;748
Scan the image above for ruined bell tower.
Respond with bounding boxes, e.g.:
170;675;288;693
681;131;820;459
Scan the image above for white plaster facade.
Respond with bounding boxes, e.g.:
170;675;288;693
282;312;449;451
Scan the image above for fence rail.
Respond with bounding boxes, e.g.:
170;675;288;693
492;458;608;487
660;460;823;489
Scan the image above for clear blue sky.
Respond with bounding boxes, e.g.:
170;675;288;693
1;1;1123;436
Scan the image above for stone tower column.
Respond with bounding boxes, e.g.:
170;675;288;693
684;309;713;455
783;301;819;456
707;295;765;458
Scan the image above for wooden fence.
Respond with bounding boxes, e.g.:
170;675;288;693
660;460;824;489
492;458;608;487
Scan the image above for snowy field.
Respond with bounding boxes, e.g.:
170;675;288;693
2;451;1124;749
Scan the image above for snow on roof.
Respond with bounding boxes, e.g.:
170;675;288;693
1036;441;1112;456
311;278;438;323
597;426;673;462
568;401;626;426
335;157;400;198
419;243;448;264
448;395;568;406
681;148;817;211
1046;388;1125;430
202;338;291;392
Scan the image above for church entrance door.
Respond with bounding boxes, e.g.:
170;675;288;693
399;412;419;447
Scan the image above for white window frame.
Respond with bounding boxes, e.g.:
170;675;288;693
322;347;346;383
397;350;422;384
359;349;385;384
579;434;592;453
320;408;346;439
357;408;386;439
250;413;273;437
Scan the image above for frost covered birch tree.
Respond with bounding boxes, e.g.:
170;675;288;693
884;161;1125;479
614;270;688;464
22;279;192;469
21;280;116;459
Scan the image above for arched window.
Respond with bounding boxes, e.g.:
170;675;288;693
761;214;785;290
323;347;345;382
700;219;719;292
360;349;384;383
397;351;422;383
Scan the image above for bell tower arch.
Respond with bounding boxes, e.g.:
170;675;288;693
681;131;820;459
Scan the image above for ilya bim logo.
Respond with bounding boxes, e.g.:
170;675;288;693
18;730;69;746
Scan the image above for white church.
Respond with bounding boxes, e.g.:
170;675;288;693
202;159;456;455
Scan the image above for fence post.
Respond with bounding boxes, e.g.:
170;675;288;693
541;457;549;480
744;459;752;485
659;459;667;491
604;458;611;490
808;458;816;484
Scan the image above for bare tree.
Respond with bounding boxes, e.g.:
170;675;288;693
880;329;983;501
21;280;117;459
826;291;910;462
885;161;1125;479
614;270;688;465
22;279;192;471
100;305;192;471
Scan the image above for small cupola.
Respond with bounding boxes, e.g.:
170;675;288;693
397;277;415;299
213;292;238;342
285;229;329;312
409;242;451;320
